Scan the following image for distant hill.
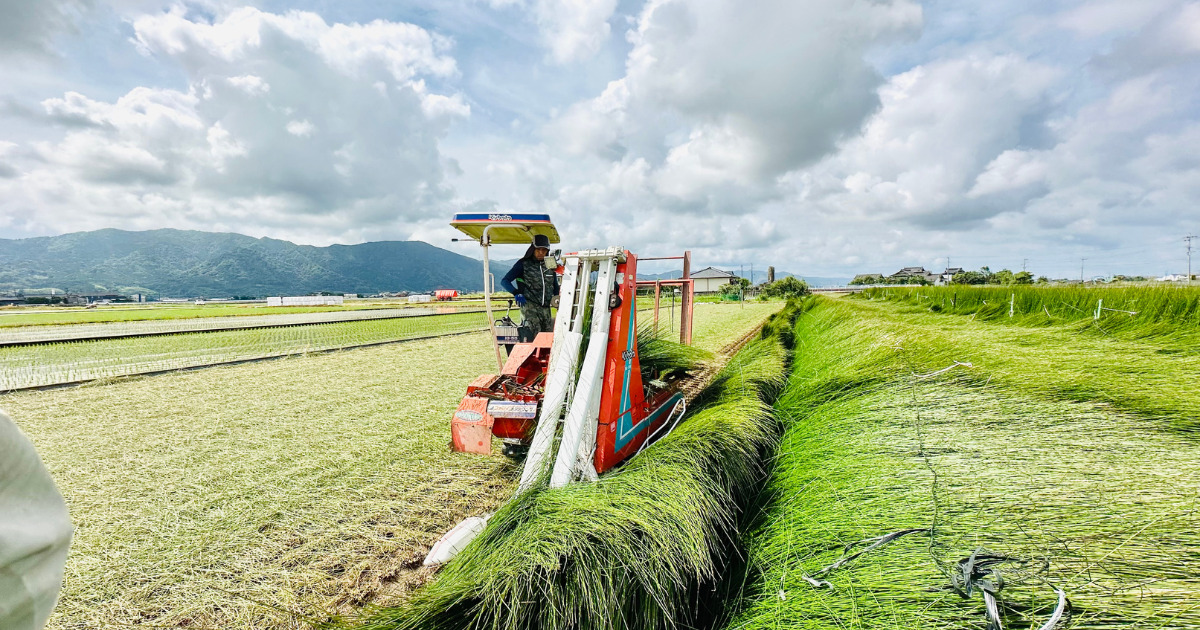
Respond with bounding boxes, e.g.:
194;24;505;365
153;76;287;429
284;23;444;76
0;229;485;297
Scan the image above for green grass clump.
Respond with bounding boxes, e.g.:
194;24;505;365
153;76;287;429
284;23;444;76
348;303;803;630
725;296;1200;629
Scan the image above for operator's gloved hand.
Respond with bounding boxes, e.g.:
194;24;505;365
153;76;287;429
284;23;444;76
514;294;526;307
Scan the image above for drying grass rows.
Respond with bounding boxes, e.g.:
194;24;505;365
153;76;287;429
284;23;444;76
0;311;489;390
726;296;1200;629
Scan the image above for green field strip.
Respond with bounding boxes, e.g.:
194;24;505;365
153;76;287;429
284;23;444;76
0;300;493;328
0;307;485;346
0;311;489;390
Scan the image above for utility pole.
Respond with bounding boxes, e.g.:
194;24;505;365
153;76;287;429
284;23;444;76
1187;235;1197;284
1022;258;1029;272
1080;258;1087;284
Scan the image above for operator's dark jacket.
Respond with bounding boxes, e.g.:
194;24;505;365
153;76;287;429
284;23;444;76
501;257;559;307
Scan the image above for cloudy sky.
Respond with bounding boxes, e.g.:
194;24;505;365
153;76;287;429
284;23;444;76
2;0;1198;279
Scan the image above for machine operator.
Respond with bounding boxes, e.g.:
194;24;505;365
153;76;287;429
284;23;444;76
500;234;559;337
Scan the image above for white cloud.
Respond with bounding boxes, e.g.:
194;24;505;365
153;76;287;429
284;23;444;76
227;74;269;95
542;0;922;212
478;0;619;64
1;6;469;244
533;0;619;64
286;119;314;137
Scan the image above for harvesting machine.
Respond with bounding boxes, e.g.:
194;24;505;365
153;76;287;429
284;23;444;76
425;213;696;565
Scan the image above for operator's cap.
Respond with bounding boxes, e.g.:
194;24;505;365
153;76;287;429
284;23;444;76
533;234;551;249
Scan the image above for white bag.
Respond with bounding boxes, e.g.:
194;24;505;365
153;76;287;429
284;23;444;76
0;410;72;630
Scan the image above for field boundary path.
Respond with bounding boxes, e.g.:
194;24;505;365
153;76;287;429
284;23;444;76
0;306;485;346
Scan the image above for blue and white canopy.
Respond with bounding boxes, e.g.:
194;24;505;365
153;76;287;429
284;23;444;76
451;213;560;245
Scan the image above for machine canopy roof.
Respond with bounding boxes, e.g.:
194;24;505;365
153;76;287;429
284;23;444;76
451;213;561;245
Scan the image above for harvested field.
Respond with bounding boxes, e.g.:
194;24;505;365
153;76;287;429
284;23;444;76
2;300;789;628
4;332;510;629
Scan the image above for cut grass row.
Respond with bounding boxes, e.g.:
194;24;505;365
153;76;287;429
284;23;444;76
725;296;1200;629
0;311;489;390
348;301;803;630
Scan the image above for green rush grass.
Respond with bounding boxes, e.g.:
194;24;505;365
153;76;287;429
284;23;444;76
345;301;803;630
857;285;1200;343
797;296;1200;429
725;296;1200;629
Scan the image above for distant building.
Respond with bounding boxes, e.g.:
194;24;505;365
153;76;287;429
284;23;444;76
434;290;458;301
939;267;964;284
689;267;739;294
889;267;937;284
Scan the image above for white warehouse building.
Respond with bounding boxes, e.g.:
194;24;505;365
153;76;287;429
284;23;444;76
689;267;739;294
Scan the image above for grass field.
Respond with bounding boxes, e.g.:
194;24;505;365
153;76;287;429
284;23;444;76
0;300;489;328
2;300;784;628
725;296;1200;629
0;311;489;390
644;301;784;352
0;306;483;346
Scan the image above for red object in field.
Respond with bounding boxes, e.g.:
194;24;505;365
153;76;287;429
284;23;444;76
435;290;458;301
450;333;551;454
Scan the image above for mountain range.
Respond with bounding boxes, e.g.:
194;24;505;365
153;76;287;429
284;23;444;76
0;229;849;298
0;229;483;297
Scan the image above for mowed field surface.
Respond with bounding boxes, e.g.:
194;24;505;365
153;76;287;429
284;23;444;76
2;302;780;629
